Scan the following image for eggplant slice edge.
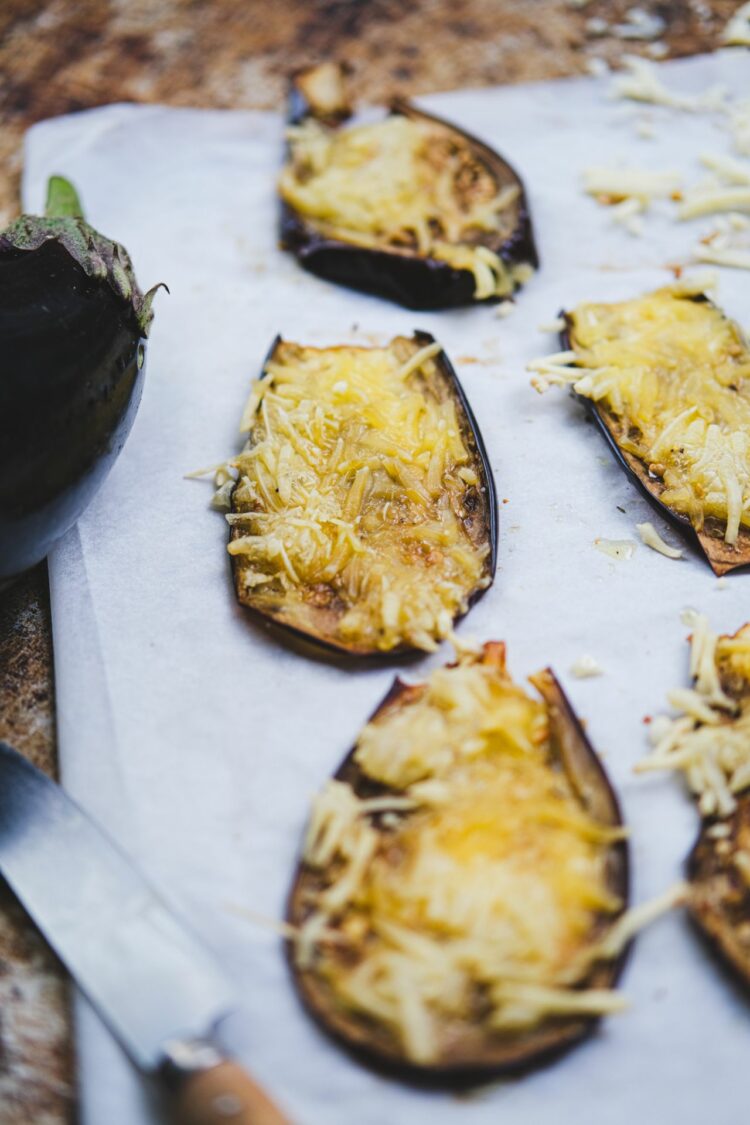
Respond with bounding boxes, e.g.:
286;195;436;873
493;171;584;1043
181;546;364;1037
286;646;630;1080
280;62;539;311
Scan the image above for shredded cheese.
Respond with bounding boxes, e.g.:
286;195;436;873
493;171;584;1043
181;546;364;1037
530;287;750;546
636;521;684;559
582;165;682;203
609;55;729;113
280;114;532;300
637;616;750;818
296;647;635;1061
694;212;750;272
227;337;490;652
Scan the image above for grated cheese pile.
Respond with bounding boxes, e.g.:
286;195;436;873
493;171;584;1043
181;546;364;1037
530;286;750;545
297;646;629;1063
227;337;490;652
638;614;750;819
280;114;532;300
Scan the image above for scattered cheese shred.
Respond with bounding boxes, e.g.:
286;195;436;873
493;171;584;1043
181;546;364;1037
609;55;728;113
636;521;684;559
530;287;750;546
582;165;682;203
571;654;604;678
280;114;532;300
227;337;490;652
637;615;750;818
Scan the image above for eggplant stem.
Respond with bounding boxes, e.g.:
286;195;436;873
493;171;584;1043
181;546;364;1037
45;175;84;219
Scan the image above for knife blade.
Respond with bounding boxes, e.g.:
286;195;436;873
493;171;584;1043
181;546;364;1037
0;741;289;1125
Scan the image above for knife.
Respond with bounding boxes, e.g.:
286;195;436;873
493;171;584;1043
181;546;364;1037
0;741;289;1125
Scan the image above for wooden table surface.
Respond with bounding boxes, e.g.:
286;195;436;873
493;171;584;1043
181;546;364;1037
0;1;738;1120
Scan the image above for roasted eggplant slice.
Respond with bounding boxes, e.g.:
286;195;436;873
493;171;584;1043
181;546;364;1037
226;333;496;656
640;617;750;988
530;285;750;575
279;62;538;310
0;175;161;580
287;643;630;1078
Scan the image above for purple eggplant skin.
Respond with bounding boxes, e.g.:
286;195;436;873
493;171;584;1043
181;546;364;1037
280;67;539;312
0;177;161;581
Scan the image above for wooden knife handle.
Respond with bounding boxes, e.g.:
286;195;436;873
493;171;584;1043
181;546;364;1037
161;1037;291;1125
172;1061;290;1125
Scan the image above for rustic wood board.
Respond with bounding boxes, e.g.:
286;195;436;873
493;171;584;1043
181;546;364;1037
0;1;737;1121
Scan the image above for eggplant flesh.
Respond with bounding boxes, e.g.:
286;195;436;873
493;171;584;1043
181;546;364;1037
280;63;538;311
0;177;159;580
228;333;496;657
560;289;750;576
287;643;630;1080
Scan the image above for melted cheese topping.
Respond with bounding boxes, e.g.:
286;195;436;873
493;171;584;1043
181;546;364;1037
300;650;626;1062
228;338;490;652
532;287;750;545
639;616;750;817
280;115;531;300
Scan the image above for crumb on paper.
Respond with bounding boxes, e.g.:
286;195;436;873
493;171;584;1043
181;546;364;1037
570;654;604;678
636;521;684;559
594;537;637;560
680;606;699;627
715;576;729;590
495;300;514;319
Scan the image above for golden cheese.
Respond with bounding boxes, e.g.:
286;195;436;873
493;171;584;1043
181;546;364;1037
227;338;490;653
532;286;750;545
280;115;526;300
300;650;626;1063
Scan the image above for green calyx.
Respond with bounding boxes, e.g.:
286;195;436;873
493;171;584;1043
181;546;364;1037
0;175;162;337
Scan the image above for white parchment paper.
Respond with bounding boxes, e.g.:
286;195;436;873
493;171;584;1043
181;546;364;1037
26;51;750;1124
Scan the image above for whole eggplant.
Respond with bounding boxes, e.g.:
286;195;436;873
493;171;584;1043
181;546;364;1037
0;176;161;581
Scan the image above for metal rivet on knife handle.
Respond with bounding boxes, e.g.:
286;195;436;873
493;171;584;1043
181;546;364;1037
161;1037;290;1125
170;1060;291;1125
